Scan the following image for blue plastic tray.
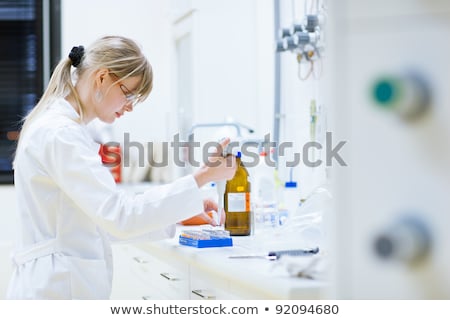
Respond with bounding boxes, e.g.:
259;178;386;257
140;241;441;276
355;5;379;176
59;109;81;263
179;235;233;248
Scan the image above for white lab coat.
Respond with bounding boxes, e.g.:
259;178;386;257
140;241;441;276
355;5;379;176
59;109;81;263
7;98;204;299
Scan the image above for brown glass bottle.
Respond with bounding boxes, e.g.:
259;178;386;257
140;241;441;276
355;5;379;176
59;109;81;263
224;152;251;236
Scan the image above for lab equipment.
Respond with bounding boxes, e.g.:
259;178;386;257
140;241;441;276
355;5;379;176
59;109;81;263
374;215;431;265
253;151;276;206
280;254;326;280
224;152;252;236
228;247;319;261
371;72;430;120
216;180;226;224
275;2;327;80
179;229;233;248
271;186;331;252
277;183;297;226
331;0;450;298
279;167;300;224
252;150;279;231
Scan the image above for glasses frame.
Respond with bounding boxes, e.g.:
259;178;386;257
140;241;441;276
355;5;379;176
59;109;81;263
109;73;138;106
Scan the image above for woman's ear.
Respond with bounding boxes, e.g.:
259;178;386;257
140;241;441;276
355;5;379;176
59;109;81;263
95;68;109;87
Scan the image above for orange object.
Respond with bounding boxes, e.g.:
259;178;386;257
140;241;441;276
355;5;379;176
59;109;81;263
180;211;214;226
99;144;122;183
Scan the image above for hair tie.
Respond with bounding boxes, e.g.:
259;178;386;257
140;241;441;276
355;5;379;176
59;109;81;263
69;45;85;67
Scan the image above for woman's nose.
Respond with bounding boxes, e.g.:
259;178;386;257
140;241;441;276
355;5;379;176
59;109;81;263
123;103;133;112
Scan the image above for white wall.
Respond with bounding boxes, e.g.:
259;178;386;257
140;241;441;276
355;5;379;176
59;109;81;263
179;0;273;135
61;0;173;143
61;0;275;180
277;0;328;198
62;0;326;193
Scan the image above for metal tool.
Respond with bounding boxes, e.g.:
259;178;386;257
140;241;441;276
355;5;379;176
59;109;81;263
228;247;319;261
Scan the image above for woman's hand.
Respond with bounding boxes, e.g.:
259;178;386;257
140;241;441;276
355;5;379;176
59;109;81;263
180;198;225;226
202;198;225;225
193;137;237;188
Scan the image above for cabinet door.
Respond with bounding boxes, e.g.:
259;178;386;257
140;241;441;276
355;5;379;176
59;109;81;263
131;249;190;300
111;244;162;300
189;267;240;300
112;244;190;300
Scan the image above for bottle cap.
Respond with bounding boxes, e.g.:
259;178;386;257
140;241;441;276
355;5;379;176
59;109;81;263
236;151;242;158
285;181;297;188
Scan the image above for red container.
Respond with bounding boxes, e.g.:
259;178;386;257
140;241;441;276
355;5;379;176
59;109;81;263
99;144;122;183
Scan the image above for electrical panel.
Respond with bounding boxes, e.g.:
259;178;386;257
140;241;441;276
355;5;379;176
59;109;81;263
330;0;450;298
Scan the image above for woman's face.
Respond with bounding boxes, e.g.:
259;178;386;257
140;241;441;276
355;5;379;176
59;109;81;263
94;72;141;124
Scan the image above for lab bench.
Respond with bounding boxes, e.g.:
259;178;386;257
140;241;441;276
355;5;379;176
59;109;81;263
110;226;327;300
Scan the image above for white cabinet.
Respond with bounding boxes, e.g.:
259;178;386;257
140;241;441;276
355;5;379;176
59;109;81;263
111;244;160;299
131;251;189;300
111;235;327;300
189;266;239;300
111;243;190;300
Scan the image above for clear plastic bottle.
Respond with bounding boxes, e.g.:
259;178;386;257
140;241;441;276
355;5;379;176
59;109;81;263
252;151;279;231
279;181;299;226
254;151;276;205
288;186;332;249
224;152;251;236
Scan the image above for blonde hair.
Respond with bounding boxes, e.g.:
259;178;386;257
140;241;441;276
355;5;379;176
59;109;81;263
17;35;153;149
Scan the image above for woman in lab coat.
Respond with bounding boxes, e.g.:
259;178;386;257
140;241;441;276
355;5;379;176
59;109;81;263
7;36;236;299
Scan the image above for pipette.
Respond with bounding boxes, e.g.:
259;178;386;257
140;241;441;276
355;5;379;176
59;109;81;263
215;137;233;225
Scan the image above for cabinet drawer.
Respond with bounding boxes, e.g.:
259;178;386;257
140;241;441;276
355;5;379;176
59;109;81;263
111;244;162;299
130;247;190;299
189;267;239;300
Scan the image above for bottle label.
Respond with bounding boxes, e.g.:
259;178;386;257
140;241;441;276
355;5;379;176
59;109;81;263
227;192;250;212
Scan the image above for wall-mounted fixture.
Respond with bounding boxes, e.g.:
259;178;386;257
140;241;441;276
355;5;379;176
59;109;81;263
275;3;326;81
371;72;430;121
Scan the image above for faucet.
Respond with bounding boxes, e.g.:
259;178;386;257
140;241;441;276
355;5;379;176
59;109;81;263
188;122;254;138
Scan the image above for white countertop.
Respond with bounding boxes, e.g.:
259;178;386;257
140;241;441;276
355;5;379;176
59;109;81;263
116;182;328;299
133;225;328;299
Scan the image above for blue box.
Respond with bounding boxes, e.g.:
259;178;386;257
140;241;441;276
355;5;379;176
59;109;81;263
179;235;233;248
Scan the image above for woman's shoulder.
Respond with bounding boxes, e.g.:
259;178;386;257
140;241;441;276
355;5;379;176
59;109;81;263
28;99;83;132
42;98;82;126
23;102;92;149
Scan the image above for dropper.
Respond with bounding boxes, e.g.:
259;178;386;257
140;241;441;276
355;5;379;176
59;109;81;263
215;137;232;225
216;180;226;225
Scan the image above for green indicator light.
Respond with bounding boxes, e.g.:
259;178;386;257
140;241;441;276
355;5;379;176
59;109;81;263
372;78;399;108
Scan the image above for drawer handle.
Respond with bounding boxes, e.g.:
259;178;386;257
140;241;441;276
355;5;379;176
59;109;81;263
160;272;179;281
191;289;216;300
133;256;149;264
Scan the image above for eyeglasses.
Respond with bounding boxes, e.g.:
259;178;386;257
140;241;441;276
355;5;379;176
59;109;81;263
109;73;138;105
118;84;137;105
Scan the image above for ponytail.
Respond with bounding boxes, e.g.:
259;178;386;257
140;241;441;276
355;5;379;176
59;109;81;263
17;55;84;150
15;36;153;158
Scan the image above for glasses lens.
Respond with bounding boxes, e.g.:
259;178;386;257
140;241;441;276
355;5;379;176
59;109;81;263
120;84;137;103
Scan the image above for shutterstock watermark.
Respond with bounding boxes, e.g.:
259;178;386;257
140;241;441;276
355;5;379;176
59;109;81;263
100;132;347;168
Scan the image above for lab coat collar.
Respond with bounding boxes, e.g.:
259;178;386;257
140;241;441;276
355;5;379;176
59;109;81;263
47;98;82;122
